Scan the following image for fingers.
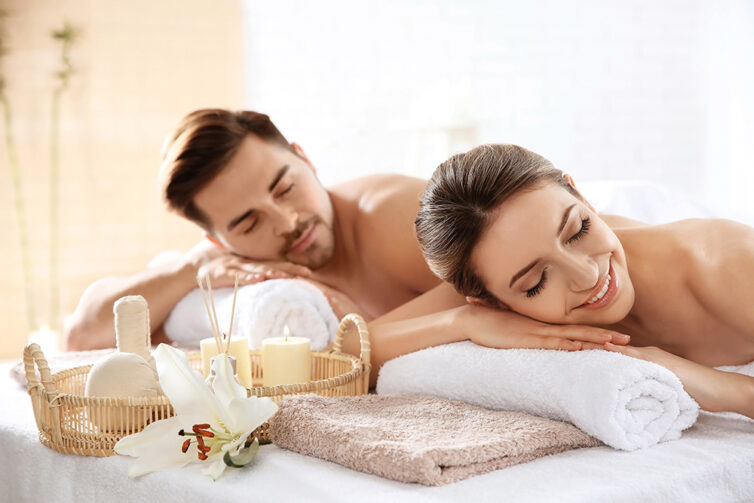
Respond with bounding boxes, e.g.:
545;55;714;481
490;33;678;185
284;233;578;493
520;334;582;351
604;342;644;359
537;324;631;345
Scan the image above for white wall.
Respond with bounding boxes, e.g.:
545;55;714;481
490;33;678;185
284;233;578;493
242;0;753;222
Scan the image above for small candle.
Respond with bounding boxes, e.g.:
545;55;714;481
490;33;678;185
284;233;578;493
200;337;252;389
262;325;311;387
28;325;60;357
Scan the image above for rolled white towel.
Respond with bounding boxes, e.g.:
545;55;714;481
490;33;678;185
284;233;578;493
376;341;699;451
164;279;339;351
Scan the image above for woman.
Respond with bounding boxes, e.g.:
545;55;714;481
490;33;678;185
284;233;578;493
415;144;754;418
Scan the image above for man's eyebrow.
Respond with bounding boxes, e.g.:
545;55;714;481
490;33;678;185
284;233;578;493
226;209;254;233
509;204;577;288
268;165;290;192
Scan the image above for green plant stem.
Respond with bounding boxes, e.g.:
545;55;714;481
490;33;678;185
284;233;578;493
50;87;61;331
49;23;75;332
1;92;37;331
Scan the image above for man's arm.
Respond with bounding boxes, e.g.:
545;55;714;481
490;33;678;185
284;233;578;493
65;256;200;350
65;240;313;351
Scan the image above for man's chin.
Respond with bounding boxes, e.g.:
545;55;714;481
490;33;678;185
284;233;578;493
286;245;334;271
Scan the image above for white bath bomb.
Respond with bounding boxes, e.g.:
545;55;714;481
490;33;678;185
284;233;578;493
85;352;161;397
85;352;162;433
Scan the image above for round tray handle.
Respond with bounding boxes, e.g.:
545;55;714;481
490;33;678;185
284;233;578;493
23;343;64;445
332;313;371;374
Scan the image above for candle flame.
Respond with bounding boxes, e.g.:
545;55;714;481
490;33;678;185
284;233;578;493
283;325;290;341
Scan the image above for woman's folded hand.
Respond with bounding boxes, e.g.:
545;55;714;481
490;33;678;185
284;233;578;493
459;304;631;351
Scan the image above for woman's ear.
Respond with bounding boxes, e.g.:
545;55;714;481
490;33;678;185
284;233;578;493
204;233;227;251
291;142;316;174
562;173;596;213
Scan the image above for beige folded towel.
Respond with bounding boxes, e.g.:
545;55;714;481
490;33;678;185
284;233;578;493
270;394;601;486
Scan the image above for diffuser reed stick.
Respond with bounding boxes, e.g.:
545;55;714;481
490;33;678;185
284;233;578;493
196;275;223;353
225;274;239;354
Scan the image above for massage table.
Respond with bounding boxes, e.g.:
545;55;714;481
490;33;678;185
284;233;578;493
3;359;753;502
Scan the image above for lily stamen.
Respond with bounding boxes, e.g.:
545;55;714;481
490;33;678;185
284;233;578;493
181;438;191;453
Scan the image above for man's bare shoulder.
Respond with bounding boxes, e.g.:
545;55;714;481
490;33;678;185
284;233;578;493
328;174;426;207
329;174;438;291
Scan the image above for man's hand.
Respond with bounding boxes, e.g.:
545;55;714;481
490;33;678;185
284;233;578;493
460;304;631;351
186;240;311;288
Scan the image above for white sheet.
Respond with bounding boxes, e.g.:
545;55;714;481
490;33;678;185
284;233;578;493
3;361;753;502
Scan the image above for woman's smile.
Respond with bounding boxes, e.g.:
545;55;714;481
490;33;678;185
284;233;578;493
576;259;619;311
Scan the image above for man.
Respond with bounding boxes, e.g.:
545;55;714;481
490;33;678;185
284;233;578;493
65;109;628;385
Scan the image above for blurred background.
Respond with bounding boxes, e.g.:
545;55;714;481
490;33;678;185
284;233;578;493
1;0;752;360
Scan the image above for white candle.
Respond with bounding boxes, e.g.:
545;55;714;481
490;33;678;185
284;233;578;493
27;325;60;356
262;326;311;386
200;337;252;388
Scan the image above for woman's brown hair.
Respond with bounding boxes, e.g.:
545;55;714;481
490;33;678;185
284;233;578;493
415;143;576;305
160;109;295;230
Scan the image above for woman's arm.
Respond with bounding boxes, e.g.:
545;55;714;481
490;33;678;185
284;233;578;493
605;343;754;419
334;284;630;387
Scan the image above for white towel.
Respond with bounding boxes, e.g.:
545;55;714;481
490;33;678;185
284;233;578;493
163;279;339;350
376;342;699;451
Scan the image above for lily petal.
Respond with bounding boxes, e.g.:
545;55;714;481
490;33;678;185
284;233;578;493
202;455;228;481
114;415;203;477
226;396;278;434
210;354;247;409
153;344;232;427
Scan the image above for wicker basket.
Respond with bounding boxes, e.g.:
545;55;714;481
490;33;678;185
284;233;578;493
24;313;371;457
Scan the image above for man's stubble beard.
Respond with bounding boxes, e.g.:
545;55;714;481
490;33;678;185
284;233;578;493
282;216;335;270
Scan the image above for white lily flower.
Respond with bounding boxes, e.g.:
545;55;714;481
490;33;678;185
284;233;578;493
114;343;278;481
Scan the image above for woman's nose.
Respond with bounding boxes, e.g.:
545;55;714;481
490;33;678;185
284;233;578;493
562;255;600;292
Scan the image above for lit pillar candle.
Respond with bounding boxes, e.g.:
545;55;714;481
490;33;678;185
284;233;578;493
200;337;252;389
262;325;312;387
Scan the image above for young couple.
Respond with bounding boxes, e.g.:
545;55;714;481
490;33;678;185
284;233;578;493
66;109;754;418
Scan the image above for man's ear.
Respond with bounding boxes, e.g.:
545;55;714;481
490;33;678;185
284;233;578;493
291;142;316;174
562;173;596;213
204;233;227;251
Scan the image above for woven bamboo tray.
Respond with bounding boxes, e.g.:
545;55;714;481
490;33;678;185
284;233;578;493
24;313;371;457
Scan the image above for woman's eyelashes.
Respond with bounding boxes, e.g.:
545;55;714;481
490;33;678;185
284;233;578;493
524;217;591;298
566;217;591;244
526;269;547;298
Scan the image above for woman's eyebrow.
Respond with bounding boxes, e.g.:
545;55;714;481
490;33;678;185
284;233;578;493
558;204;577;234
510;258;539;288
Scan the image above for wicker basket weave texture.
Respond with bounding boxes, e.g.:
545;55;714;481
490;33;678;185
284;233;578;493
24;313;371;457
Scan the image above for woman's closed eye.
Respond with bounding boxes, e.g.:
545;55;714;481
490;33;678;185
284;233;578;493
526;269;547;298
566;217;591;244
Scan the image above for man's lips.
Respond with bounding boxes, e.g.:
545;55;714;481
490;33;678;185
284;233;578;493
288;223;317;255
577;260;618;310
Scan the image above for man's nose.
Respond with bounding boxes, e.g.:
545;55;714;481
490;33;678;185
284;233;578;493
561;254;600;292
272;207;298;236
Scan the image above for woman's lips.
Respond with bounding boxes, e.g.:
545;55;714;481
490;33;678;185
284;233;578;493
578;260;619;310
288;223;317;255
